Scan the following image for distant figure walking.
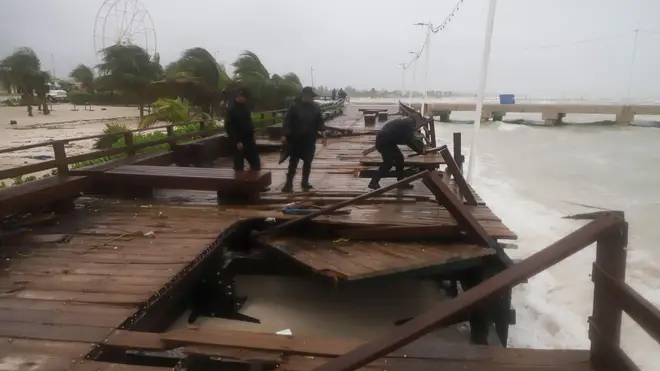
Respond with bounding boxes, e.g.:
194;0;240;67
368;117;425;190
225;89;261;171
281;86;325;192
331;88;337;101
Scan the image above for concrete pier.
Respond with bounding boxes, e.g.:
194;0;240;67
415;102;660;125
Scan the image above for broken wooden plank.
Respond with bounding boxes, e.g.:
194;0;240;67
438;146;478;205
421;172;496;249
254;171;430;238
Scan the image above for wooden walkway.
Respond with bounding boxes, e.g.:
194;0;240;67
98;328;595;371
0;200;236;371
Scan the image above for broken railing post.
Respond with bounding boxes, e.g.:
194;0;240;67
438;146;478;205
590;218;629;370
310;212;623;371
453;132;463;172
407;144;447;158
253;171;430;239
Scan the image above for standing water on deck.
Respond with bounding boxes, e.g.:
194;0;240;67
434;114;660;370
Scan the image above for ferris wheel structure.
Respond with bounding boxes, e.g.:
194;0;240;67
93;0;157;59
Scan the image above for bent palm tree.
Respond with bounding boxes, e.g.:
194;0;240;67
232;50;302;110
148;47;229;117
1;47;43;116
96;44;162;120
69;64;95;92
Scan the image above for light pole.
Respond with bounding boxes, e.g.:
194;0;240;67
408;51;419;104
466;0;498;184
398;63;407;98
310;67;315;88
625;29;639;103
414;22;433;116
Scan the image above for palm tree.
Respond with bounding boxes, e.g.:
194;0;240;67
69;64;95;92
148;47;229;117
139;97;211;129
231;50;302;110
1;47;44;116
96;44;162;120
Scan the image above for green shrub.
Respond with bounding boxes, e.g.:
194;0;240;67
94;122;131;149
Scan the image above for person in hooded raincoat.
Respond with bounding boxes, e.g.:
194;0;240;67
281;86;326;192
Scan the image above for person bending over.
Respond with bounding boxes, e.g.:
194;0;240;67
225;89;260;171
281;86;325;192
368;116;425;190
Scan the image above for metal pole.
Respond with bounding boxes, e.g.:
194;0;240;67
310;67;315;87
625;29;639;103
51;54;56;79
421;24;431;116
409;56;417;105
466;0;498;185
399;63;406;97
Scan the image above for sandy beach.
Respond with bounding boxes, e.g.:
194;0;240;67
0;103;140;172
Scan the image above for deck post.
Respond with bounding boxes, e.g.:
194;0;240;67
124;132;135;156
453;133;463;172
52;141;69;175
590;219;628;370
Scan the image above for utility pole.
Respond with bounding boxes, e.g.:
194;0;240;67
398;63;407;97
466;0;498;184
51;54;56;79
310;67;315;87
408;51;419;104
625;29;639;103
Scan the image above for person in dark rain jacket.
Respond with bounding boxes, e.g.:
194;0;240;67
281;86;325;192
224;89;261;171
368;116;425;190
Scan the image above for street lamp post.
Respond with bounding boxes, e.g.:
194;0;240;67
398;63;407;98
408;51;419;105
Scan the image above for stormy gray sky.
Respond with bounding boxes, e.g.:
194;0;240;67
1;0;658;100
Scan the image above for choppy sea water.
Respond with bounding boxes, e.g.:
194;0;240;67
432;111;660;370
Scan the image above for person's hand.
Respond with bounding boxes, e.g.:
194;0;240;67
236;142;243;151
281;136;287;144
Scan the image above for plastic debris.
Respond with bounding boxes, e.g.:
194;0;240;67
275;329;293;336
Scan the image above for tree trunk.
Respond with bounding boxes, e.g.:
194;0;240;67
138;102;144;122
42;96;50;115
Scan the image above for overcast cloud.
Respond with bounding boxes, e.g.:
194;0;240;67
1;0;658;99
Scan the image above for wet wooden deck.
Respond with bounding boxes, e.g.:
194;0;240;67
0;200;235;371
98;328;596;371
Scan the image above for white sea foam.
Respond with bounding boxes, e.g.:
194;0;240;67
472;153;659;370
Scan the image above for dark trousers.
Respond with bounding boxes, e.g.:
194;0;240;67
372;142;404;183
232;140;261;171
286;139;315;185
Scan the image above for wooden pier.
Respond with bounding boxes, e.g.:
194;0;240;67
0;102;658;371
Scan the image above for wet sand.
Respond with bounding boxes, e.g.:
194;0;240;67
0;103;139;174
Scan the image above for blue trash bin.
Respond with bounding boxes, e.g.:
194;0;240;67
499;94;515;104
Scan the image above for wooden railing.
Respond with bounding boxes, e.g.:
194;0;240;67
0;100;345;182
311;211;660;371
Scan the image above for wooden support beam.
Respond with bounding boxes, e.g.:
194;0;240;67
590;220;628;370
309;213;623;371
421;171;496;249
254;171;430;238
438;147;478;205
407;144;446;158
